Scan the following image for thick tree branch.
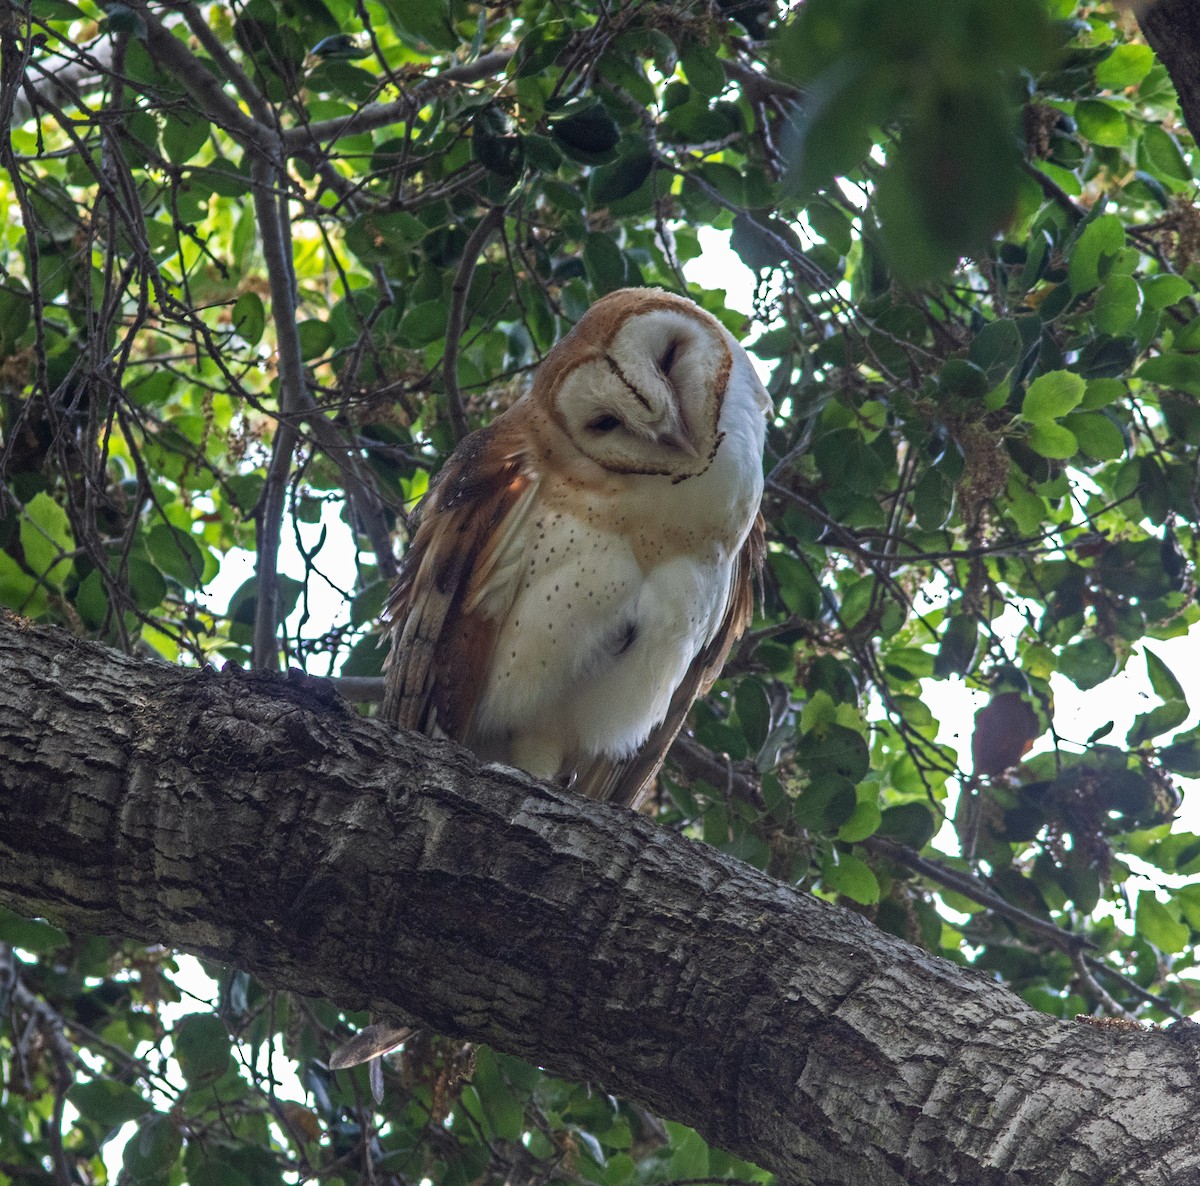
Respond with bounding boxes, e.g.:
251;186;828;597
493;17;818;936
3;614;1200;1186
131;2;272;153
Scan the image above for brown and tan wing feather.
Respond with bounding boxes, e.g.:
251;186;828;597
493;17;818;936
571;511;766;810
382;418;537;739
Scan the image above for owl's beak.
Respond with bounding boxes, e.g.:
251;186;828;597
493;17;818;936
657;428;700;457
657;411;700;458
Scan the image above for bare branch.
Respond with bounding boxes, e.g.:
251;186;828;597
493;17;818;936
129;1;273;152
444;206;505;442
250;150;307;669
279;51;515;156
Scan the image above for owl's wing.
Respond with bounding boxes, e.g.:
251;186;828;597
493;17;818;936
571;511;766;811
382;419;538;739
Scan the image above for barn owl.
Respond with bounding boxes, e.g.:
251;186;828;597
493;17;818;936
329;288;768;1073
383;286;769;807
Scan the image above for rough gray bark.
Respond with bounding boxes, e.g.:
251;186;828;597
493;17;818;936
1140;0;1200;145
2;612;1200;1186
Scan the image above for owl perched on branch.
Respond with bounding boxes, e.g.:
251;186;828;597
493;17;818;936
330;288;768;1073
383;286;769;810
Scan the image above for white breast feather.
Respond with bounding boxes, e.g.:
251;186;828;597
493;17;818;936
468;329;767;779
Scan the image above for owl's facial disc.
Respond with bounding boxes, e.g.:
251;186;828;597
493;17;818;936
552;305;730;476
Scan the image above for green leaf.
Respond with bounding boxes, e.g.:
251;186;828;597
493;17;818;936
191;161;250;198
838;799;882;843
127;556;167;612
310;34;371;60
509;20;571;77
551;103;620;162
666;1123;709;1180
1141;274;1192;310
0;552;43;614
878;802;937;849
469;1048;525;1143
122;1114;183;1183
1057;638;1116;690
1135;893;1189;953
146;524;206;588
32;0;85;17
129;370;177;407
69;1081;153;1128
589;144;653;205
583;232;628;294
399;299;449;346
0;286;32;352
1093;274;1141;336
1161;740;1200;775
730;212;800;272
102;3;147;37
1081;377;1126;409
162;113;211;165
232;292;265;347
1095;43;1154;89
1062;411;1124;459
0;906;68;952
823;851;880;904
1026;422;1077;459
1022;369;1085;421
793;773;857;831
735;679;771;753
1067;213;1124;293
769;552;822;619
1146;647;1186;705
912;469;954;529
1074;99;1128;147
680;42;726;97
1140;124;1191;183
781;60;875;198
1128;700;1189;747
934;613;979;678
875;83;1021;282
969;318;1021;382
21;491;74;589
795;723;870;784
379;0;457;48
298;319;334;361
173;1014;232;1085
1137;352;1200;395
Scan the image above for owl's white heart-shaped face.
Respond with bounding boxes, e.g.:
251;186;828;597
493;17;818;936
544;296;732;478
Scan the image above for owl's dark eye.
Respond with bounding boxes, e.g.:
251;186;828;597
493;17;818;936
658;340;679;375
587;413;623;433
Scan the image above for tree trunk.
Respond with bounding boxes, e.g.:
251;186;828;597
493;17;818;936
2;612;1199;1185
1140;0;1200;146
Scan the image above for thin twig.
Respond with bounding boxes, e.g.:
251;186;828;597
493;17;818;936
1072;949;1140;1022
864;835;1095;955
443;206;505;442
1083;954;1186;1021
